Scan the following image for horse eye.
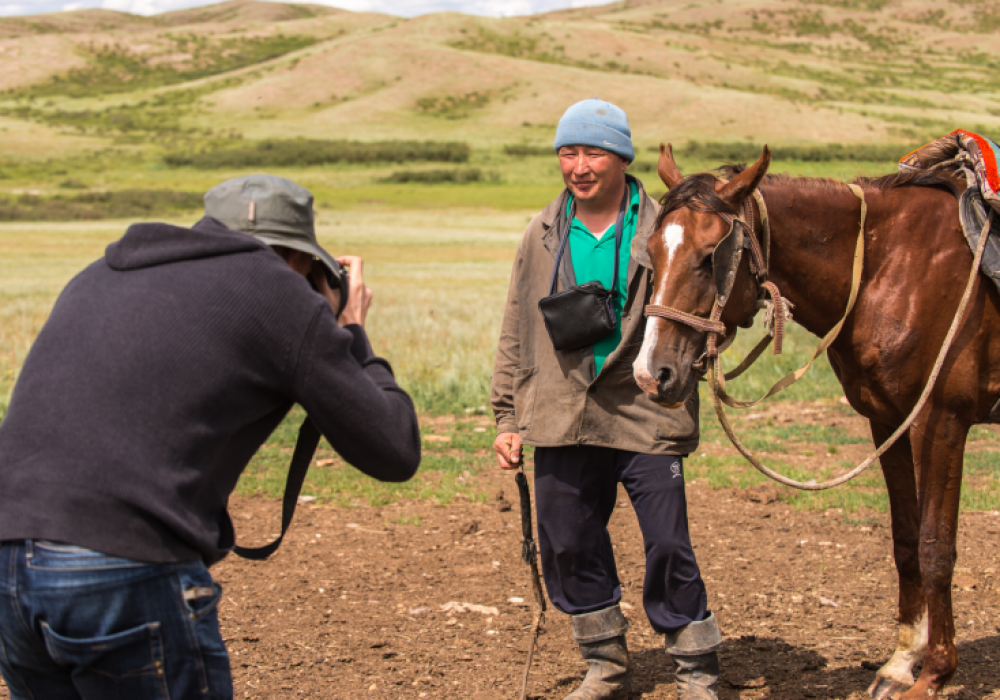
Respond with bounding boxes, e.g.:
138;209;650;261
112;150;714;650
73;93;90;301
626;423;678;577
699;254;713;272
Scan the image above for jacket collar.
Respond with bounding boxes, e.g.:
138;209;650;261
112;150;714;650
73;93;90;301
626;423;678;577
541;175;660;289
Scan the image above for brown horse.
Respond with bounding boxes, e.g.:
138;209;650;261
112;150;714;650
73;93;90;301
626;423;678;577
632;145;1000;698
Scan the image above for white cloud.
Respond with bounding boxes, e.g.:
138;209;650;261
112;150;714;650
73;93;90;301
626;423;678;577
0;2;64;15
1;0;613;18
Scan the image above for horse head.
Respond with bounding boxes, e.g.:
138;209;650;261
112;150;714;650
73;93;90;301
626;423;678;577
633;144;771;406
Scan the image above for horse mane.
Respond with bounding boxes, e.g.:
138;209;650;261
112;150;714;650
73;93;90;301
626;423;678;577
656;161;963;230
854;168;964;196
655;172;737;232
722;163;963;197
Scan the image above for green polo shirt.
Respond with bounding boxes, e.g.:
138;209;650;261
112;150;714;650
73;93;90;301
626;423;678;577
566;181;640;376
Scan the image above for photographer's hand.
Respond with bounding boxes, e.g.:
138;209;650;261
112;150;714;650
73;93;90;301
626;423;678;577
335;255;373;328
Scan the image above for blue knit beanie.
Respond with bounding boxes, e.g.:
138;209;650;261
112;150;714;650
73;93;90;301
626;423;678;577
553;99;634;162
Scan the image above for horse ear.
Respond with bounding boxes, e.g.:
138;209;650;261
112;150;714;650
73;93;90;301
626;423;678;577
717;146;771;204
657;143;684;189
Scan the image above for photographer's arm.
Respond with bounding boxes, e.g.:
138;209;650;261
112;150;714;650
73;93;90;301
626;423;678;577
294;256;419;482
293;309;420;483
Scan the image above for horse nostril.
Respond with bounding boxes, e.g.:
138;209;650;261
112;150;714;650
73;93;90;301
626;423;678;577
656;366;673;392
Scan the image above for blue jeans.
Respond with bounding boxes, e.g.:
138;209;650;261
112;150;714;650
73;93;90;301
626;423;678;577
0;541;232;700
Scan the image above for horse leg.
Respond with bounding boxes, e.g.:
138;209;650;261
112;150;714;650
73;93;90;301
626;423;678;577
866;421;927;700
898;412;967;700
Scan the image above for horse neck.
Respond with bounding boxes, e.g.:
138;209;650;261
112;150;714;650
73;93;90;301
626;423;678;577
756;182;867;338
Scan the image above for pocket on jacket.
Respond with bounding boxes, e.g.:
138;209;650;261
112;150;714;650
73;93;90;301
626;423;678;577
513;366;539;431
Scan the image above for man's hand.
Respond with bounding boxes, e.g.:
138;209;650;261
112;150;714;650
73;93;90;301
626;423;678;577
493;432;522;470
335;255;373;328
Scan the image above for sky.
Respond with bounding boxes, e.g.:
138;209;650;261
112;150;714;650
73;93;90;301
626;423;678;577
0;0;614;18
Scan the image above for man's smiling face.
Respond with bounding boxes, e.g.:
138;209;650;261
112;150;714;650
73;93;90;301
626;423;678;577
558;145;628;204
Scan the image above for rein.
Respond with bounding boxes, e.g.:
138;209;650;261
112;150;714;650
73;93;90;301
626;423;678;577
645;182;996;490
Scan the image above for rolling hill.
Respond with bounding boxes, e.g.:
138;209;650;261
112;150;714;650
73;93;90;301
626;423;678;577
0;0;998;158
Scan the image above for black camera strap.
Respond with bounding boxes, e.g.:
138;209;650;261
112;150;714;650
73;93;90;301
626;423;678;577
233;416;320;560
548;186;629;297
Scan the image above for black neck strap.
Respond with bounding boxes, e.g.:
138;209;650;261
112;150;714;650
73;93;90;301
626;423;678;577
233;417;320;560
548;184;630;296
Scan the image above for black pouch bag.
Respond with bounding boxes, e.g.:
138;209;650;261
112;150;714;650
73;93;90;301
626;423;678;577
538;189;628;351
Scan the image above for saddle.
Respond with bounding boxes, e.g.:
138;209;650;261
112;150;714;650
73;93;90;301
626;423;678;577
900;130;1000;293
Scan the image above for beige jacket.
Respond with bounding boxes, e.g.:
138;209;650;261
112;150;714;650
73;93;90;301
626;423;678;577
491;176;700;454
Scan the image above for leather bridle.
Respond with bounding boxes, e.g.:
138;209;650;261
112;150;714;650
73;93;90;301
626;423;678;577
644;189;789;375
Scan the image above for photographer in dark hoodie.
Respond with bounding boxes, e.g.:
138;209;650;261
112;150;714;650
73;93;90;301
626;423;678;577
0;175;420;699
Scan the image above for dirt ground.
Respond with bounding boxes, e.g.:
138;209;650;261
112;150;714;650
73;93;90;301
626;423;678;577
2;406;1000;700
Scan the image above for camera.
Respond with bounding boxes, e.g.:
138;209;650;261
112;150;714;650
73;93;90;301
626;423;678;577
314;258;349;316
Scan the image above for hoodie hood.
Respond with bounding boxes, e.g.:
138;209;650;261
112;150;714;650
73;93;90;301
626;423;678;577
105;217;265;271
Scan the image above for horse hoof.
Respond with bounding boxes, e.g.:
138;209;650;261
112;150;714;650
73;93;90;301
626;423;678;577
868;677;910;700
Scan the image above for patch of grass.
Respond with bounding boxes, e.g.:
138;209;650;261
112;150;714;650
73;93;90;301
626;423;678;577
379;169;490;184
234;408;496;506
1;78;245;143
20;35;317;99
164;139;471;168
416;91;492;119
449;26;641;76
676;141;908;163
0;190;203;222
503;144;552;157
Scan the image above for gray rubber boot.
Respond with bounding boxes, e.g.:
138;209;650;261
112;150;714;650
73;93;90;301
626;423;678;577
665;612;723;700
564;604;631;700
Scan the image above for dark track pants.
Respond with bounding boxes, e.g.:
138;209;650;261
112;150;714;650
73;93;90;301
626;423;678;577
533;445;708;633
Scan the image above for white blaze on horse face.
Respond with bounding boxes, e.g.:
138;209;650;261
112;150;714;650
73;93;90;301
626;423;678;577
634;316;660;395
876;610;928;685
634;221;686;395
663;223;685;267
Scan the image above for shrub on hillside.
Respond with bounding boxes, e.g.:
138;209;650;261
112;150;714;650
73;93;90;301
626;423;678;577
379;169;486;184
24;35;318;99
676;141;908;162
164;139;471;168
0;190;203;222
503;144;552;157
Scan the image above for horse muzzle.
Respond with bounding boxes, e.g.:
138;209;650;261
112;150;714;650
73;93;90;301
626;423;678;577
646;363;697;407
634;348;699;408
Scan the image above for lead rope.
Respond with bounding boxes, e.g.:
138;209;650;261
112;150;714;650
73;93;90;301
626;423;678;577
711;194;994;491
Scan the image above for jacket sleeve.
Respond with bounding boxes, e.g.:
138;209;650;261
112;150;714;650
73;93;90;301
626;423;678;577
491;238;525;435
292;308;420;482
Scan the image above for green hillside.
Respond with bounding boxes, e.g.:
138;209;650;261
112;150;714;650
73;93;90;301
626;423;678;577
3;0;998;149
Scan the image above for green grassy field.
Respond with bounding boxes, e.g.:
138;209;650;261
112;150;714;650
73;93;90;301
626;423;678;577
2;153;997;515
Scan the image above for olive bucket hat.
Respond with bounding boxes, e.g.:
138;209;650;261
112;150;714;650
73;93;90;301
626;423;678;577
204;174;348;312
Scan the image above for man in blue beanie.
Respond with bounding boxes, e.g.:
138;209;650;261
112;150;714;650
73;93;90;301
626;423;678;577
491;99;721;700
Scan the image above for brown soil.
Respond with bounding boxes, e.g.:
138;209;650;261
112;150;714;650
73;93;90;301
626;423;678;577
2;408;1000;700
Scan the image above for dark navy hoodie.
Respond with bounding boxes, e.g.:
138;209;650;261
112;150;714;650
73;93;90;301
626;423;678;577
0;217;420;565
